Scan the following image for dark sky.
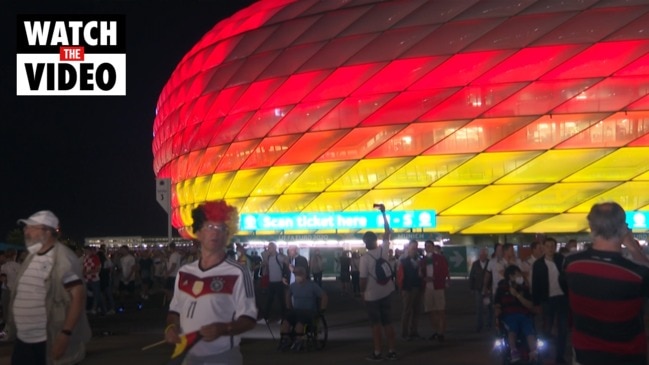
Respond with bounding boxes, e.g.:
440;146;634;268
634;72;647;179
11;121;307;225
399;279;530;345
1;0;254;242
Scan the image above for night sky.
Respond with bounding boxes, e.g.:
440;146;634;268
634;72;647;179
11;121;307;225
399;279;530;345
1;0;254;242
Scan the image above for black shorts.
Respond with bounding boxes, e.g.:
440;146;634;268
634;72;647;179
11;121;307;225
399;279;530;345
286;309;316;326
365;295;392;326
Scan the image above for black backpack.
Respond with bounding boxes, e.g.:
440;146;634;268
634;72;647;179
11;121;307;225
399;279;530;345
371;248;393;285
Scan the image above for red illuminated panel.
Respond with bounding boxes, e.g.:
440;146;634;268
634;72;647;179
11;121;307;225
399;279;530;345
553;76;649;114
229;77;287;114
393;0;475;28
606;12;649;41
367;120;470;158
268;99;341;136
196;145;228;176
311;94;396;131
224;26;277;63
627;94;649;111
255;16;321;53
353;57;446;96
203;61;245;95
235;106;294;141
615;53;649;77
558;111;649;149
293;6;370;45
202;41;242;78
488;113;606;152
275;130;351;165
262;70;331;107
226;50;281;87
629;134;649;147
362;89;460;126
208;112;253;146
338;0;425;37
216;139;261;172
426;117;536;154
411;50;513;89
317;125;405;162
473;45;585;85
204;85;247;120
240;135;300;169
175;154;189;181
419;83;526;121
260;41;327;78
193;118;223;150
403;18;504;57
303;63;386;101
484;79;600;117
298;34;377;73
346;26;436;65
541;40;649;80
185;150;204;181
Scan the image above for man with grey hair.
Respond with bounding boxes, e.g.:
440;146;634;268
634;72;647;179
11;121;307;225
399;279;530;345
287;245;309;285
565;202;649;365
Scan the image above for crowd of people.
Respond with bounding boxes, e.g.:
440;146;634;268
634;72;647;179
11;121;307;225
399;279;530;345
3;201;649;365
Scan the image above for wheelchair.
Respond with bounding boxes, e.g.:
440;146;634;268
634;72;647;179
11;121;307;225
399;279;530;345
492;315;544;365
279;312;328;352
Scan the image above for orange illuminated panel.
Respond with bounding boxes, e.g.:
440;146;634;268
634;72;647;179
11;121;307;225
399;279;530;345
367;120;469;158
236;105;294;141
303;63;386;101
488;114;606;151
435;151;542;186
521;214;589;233
175;153;189;181
503;182;620;214
184;150;204;181
311;94;396;131
568;181;649;213
419;83;526;121
541;40;649;80
250;165;308;196
484;79;599;117
441;184;548;215
268;99;341;136
558;111;649;149
377;154;475;188
276;129;350;165
353;57;446;96
318;125;404;162
553;76;649;114
461;214;552;234
328;158;411;191
285;161;356;194
435;216;489;234
240;134;300;169
410;50;514;89
426;117;537;154
347;188;423;212
303;191;367;212
215;139;261;172
497;149;613;184
270;193;319;213
563;147;649;182
196;145;228;176
225;168;268;198
400;186;484;212
360;89;459;126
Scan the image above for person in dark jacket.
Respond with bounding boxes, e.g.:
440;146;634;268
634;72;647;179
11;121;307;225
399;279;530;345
469;247;491;332
531;237;568;364
397;240;423;340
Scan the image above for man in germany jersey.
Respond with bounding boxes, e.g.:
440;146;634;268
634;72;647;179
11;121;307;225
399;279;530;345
164;200;257;365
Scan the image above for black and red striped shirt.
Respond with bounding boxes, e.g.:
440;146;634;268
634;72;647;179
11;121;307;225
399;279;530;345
564;249;649;365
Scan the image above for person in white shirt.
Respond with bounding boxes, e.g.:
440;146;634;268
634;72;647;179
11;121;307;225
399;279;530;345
165;242;182;300
520;241;543;288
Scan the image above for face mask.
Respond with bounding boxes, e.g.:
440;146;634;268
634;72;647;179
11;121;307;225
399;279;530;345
27;242;43;254
515;277;524;285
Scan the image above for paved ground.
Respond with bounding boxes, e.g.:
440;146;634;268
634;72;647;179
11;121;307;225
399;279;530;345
0;279;563;365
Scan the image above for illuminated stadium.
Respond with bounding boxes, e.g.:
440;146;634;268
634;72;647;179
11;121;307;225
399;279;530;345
152;0;649;239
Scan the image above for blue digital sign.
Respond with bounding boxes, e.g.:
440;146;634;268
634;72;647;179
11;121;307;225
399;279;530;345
627;211;649;230
239;210;436;231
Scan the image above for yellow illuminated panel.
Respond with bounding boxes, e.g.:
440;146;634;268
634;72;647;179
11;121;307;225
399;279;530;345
497;149;613;184
435;216;489;234
434;151;541;186
633;171;649;181
205;172;236;201
225;168;268;198
522;214;589;233
327;158;411;191
242;196;279;213
442;184;548;215
503;182;620;214
461;214;552;234
270;194;318;212
191;175;212;204
348;188;423;211
400;186;484;212
304;191;367;212
179;205;196;228
563;147;649;182
250;165;308;196
568;181;649;212
376;154;475;188
285;161;356;194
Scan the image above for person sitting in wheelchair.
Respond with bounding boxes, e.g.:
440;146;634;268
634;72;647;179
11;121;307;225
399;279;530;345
279;266;328;351
494;265;538;363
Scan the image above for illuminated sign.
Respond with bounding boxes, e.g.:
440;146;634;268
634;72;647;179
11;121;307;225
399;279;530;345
239;211;436;231
627;211;649;230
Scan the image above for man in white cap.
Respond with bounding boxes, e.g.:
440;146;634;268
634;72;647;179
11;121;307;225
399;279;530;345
7;210;91;365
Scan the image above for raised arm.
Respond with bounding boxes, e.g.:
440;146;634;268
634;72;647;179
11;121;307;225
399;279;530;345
379;204;390;250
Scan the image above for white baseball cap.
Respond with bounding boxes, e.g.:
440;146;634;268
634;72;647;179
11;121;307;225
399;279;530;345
17;210;59;229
